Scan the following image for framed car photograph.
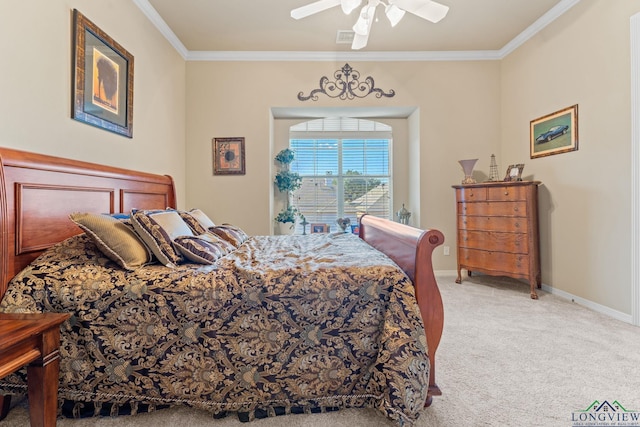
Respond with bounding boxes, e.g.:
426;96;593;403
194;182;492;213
530;104;578;159
213;137;245;175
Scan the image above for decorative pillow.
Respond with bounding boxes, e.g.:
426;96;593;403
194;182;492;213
174;208;216;235
69;212;152;270
210;224;249;248
174;232;235;264
130;209;194;267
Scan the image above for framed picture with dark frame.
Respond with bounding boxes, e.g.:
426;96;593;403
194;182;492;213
213;137;246;175
72;9;134;138
530;104;578;159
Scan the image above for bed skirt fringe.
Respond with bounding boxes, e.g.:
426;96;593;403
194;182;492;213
60;399;171;418
0;381;389;423
56;398;350;423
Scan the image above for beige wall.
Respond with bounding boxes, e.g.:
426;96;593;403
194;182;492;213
184;61;501;265
5;0;637;318
501;0;640;315
0;0;187;206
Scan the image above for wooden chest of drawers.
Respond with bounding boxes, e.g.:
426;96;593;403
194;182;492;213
452;181;541;299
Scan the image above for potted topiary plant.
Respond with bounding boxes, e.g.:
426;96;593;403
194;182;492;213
274;170;302;193
274;148;303;234
274;147;295;165
275;205;298;234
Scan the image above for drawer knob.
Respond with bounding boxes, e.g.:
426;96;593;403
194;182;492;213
504;191;509;196
514;207;519;212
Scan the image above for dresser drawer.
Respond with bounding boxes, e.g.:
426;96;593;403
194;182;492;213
458;248;530;275
458;230;528;254
458;215;529;233
456;187;487;202
459;201;527;217
453;181;541;298
487;185;528;201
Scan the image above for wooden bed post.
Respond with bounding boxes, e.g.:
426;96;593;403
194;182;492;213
358;214;445;404
415;229;445;403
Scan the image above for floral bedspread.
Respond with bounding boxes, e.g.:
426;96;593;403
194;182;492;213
0;232;429;425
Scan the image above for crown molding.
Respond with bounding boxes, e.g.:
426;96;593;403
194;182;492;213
186;50;502;62
499;0;582;58
132;0;189;59
133;0;581;62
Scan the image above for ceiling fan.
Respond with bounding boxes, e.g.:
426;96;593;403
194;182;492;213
290;0;450;50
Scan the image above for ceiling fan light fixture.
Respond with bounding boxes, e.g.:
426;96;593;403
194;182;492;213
352;4;375;35
352;14;370;36
384;4;405;27
291;0;449;49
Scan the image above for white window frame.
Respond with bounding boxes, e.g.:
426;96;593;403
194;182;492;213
288;120;393;229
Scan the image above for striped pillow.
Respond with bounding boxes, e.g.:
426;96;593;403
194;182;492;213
175;208;216;235
209;224;249;247
174;232;235;264
130;209;194;267
69;212;152;270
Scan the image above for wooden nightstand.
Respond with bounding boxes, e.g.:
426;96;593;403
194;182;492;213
0;312;70;427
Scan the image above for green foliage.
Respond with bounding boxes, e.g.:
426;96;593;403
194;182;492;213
275;148;295;165
275;205;298;224
343;170;382;202
275;170;302;193
274;148;302;225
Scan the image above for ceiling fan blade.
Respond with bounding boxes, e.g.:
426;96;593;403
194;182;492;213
392;0;449;23
351;31;370;50
291;0;342;19
341;0;362;15
385;4;406;27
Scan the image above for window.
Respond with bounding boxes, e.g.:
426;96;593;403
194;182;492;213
289;118;392;232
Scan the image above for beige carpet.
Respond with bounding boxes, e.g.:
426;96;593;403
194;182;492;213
2;274;639;427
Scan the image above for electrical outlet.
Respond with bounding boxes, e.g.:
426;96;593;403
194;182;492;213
443;246;450;256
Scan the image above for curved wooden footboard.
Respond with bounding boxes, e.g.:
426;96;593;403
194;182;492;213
359;214;445;404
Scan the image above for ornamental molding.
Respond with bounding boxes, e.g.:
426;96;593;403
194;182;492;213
297;63;395;102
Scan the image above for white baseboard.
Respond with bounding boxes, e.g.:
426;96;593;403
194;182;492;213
540;284;633;324
433;271;633;325
434;270;458;276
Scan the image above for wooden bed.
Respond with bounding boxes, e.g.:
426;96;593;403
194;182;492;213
0;146;444;418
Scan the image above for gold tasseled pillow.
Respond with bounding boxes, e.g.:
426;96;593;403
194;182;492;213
69;212;152;270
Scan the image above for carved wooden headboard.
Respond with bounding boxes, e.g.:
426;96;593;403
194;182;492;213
0;147;176;299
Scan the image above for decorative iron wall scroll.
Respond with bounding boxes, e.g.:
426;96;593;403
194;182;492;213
297;63;395;101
